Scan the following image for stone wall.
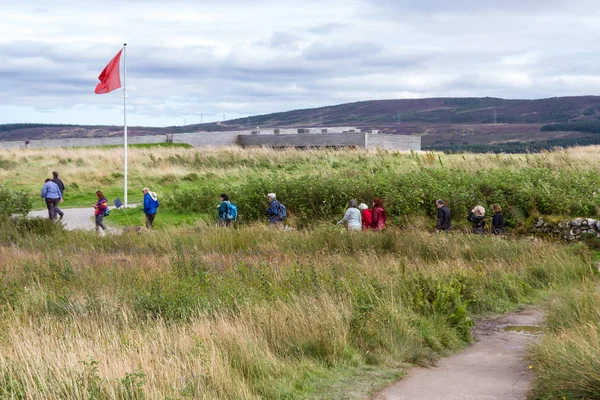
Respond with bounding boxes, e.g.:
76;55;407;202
367;134;421;151
532;216;600;240
0;135;167;149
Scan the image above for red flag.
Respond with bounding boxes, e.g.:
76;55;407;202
94;49;123;94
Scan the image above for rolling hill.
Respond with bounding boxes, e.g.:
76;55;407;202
3;96;600;152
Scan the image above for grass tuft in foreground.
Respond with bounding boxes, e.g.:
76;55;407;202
530;283;600;400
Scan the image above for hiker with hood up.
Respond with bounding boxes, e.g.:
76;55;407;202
143;187;160;229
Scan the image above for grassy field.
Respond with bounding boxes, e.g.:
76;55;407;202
2;146;600;398
0;219;597;399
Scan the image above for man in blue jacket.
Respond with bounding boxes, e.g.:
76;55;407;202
142;187;159;229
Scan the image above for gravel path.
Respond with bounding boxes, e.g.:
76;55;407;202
29;205;131;234
375;308;543;400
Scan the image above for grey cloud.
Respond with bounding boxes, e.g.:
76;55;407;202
268;32;302;50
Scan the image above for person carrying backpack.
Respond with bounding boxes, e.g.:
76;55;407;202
218;193;237;227
143;187;160;229
266;192;286;227
93;190;108;234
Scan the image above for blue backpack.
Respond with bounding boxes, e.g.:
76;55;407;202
227;202;238;221
278;202;287;219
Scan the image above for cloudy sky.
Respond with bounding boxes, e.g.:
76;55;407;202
1;0;600;126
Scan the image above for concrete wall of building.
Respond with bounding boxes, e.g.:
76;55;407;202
238;132;367;148
367;134;421;151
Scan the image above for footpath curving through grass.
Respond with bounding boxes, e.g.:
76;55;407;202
0;219;597;399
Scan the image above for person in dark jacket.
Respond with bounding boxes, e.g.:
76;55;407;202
143;187;159;229
492;204;505;235
370;198;386;231
41;178;63;220
467;205;486;235
93;190;108;233
218;193;232;227
435;199;451;232
266;193;283;227
52;171;65;220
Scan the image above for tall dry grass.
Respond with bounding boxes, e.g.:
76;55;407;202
4;145;600;199
0;222;595;398
530;285;600;399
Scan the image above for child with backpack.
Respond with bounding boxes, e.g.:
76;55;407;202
218;193;237;227
266;193;286;227
93;190;108;234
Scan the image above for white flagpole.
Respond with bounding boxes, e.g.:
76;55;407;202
123;43;128;208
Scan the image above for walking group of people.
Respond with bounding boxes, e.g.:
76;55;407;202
41;172;505;235
434;199;505;235
336;197;505;234
337;198;387;231
41;171;161;234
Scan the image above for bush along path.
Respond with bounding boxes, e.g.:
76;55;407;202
376;308;543;400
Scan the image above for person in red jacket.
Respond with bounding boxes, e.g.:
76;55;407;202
370;198;386;231
359;203;371;230
93;190;108;234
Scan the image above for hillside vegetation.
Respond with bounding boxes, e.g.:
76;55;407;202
2;146;600;227
223;96;600;127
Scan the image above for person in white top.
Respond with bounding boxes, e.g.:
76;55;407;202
337;199;362;231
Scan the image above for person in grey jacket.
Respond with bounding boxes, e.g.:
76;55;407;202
41;178;63;220
337;199;362;231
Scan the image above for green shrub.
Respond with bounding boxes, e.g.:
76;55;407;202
168;167;600;227
0;187;32;216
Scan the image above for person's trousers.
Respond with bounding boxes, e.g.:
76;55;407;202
55;206;64;218
146;214;156;229
45;198;59;220
95;214;106;231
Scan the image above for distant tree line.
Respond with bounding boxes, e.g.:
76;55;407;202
427;135;600;154
0;123;77;132
541;121;600;134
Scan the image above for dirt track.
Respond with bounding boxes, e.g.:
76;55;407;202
30;205;123;234
375;308;543;400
